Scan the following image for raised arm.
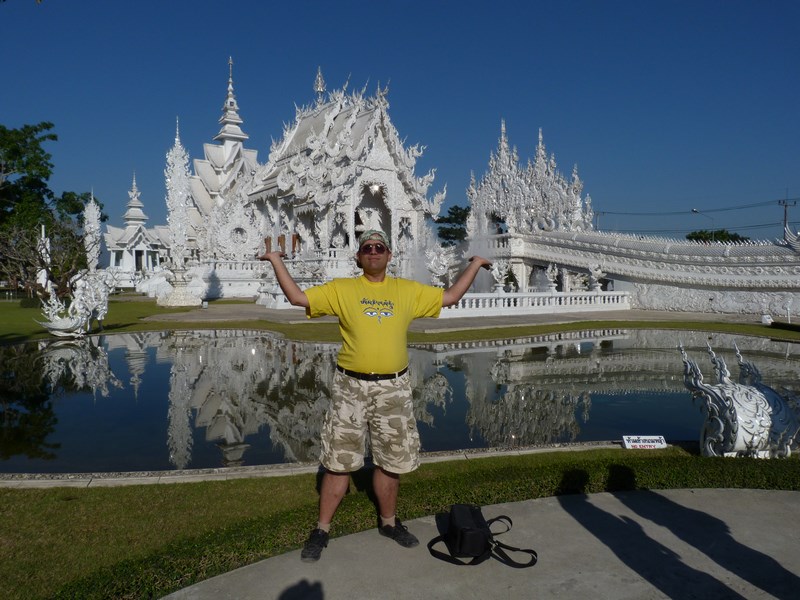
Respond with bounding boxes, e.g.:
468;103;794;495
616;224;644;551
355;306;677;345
442;256;492;307
258;251;310;308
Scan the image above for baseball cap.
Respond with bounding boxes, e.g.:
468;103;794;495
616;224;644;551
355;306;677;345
358;230;391;252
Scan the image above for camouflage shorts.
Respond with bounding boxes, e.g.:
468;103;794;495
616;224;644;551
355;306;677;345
320;369;420;474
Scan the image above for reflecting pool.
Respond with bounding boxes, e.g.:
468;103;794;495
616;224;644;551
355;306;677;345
2;329;799;474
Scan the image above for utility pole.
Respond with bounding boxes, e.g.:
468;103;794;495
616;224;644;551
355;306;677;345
779;193;796;240
691;209;714;242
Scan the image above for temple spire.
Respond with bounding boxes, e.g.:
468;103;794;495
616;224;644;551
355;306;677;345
123;173;148;226
314;66;326;105
214;56;248;143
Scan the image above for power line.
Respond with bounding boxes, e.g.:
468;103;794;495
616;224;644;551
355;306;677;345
606;221;785;235
596;197;799;217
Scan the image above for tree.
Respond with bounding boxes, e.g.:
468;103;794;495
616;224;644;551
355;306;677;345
0;122;57;229
0;122;105;230
0;122;105;297
686;229;749;243
436;204;470;247
0;220;92;298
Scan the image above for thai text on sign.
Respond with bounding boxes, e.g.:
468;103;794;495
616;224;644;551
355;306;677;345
622;435;667;449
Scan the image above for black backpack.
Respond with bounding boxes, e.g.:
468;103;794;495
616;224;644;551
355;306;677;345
427;503;538;568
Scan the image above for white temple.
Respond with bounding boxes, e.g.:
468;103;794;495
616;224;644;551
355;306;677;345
104;175;169;287
103;61;800;317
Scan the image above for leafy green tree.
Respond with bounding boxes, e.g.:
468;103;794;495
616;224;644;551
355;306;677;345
1;122;105;229
0;122;58;229
435;205;470;247
686;229;749;243
0;122;105;297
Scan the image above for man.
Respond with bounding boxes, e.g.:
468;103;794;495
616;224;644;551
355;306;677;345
259;229;491;562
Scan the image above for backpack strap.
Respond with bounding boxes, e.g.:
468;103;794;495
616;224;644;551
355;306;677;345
487;514;538;568
487;515;512;535
427;535;492;566
490;539;538;568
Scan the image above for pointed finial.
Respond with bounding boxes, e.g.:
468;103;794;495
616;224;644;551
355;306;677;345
175;116;181;142
314;66;326;105
227;57;235;98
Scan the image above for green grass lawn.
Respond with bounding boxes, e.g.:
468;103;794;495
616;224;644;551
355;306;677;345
2;298;800;598
3;294;800;346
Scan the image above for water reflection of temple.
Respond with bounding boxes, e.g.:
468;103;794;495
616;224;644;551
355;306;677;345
26;329;800;471
414;329;800;449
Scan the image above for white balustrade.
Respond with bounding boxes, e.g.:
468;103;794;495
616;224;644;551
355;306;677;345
439;290;630;318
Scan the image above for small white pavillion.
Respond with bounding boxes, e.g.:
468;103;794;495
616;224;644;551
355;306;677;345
104;175;170;287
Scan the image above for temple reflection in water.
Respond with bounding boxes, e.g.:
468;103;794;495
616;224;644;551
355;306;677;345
2;329;798;473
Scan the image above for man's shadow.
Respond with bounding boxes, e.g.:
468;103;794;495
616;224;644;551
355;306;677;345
607;464;800;600
556;468;748;599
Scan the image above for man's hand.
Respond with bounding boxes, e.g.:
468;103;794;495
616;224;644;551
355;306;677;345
442;255;494;307
257;250;287;262
468;256;492;270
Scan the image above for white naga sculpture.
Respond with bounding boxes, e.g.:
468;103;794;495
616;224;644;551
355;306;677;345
681;344;800;458
38;199;116;338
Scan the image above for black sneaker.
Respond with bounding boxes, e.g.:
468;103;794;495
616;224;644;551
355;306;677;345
379;519;419;548
300;528;329;562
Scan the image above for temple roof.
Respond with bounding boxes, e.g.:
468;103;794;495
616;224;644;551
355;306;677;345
189;59;259;220
123;175;148;225
104;223;167;249
249;76;444;216
213;57;249;145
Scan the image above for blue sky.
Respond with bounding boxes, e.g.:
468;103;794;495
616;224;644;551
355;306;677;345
2;0;798;240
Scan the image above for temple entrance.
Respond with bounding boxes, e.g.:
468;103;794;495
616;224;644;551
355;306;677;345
355;183;390;242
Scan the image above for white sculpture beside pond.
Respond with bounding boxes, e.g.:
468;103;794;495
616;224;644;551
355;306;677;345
37;200;117;338
681;344;800;458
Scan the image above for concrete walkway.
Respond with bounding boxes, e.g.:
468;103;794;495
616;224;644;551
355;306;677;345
165;488;800;600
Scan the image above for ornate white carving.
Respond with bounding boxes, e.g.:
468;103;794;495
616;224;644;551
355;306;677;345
468;123;593;239
37;270;115;338
425;247;450;286
251;77;444;261
588;264;605;290
210;199;260;261
165;121;192;267
681;344;800;457
83;195;102;272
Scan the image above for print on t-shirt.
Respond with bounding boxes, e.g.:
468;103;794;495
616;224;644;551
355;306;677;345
360;297;394;324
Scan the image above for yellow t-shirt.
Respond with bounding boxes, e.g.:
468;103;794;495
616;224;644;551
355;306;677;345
305;276;443;373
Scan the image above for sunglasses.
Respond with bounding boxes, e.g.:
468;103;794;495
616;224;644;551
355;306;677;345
359;243;387;255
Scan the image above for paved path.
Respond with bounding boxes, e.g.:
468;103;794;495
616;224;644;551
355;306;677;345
165;489;800;600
